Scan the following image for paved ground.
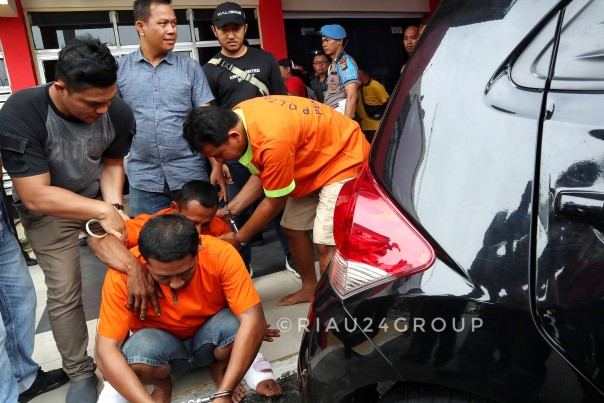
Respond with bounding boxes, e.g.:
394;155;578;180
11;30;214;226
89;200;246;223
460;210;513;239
176;355;300;403
21;218;312;403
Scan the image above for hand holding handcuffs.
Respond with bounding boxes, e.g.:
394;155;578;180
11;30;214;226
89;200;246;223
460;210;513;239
223;203;247;247
85;203;124;238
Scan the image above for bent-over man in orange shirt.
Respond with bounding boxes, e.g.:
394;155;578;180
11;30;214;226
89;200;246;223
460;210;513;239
96;214;265;403
183;95;370;306
123;180;231;244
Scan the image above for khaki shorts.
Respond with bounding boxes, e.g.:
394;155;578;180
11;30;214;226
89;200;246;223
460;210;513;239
281;176;356;245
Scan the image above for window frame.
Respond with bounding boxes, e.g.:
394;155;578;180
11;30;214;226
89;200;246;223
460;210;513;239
26;7;261;83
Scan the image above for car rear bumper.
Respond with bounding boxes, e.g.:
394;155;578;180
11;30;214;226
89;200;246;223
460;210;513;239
298;275;402;403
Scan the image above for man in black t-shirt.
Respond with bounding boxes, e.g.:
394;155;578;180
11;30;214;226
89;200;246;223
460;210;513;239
203;2;296;282
0;36;135;403
202;3;285;109
201;2;286;398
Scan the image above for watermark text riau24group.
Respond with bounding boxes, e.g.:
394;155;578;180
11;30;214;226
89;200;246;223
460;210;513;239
276;317;483;334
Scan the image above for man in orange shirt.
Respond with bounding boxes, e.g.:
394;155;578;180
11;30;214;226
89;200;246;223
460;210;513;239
183;96;370;305
89;180;282;399
87;180;231;320
95;214;265;403
123;180;231;245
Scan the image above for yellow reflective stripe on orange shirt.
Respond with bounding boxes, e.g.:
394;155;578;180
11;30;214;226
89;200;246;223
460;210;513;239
234;108;294;197
234;109;259;175
265;179;295;198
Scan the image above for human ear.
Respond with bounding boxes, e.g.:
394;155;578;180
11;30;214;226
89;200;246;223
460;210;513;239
135;21;145;36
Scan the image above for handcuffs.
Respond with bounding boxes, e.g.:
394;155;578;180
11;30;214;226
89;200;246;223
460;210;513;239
223;203;247;247
189;390;233;402
85;219;107;238
85;203;124;238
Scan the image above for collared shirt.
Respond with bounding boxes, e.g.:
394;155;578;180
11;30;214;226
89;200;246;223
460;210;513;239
234;96;369;198
356;79;390;131
117;49;214;192
310;76;328;103
323;51;358;109
98;235;260;341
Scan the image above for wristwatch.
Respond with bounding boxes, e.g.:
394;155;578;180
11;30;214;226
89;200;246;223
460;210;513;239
111;203;124;211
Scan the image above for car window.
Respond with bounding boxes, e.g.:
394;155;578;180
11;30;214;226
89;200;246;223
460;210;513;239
512;0;604;91
551;0;604;90
510;15;557;90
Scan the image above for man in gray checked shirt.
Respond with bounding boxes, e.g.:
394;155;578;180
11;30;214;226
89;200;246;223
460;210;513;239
117;0;221;216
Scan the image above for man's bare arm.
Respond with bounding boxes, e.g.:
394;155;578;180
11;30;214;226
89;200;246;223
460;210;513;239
214;304;266;401
96;335;155;403
344;81;359;119
216;175;264;217
219;195;288;249
12;174;127;243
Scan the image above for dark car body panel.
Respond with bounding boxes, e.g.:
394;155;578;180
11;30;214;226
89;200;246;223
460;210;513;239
299;0;604;402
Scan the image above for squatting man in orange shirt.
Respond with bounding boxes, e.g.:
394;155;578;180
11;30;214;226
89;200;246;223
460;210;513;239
95;214;270;403
183;95;370;305
88;181;282;399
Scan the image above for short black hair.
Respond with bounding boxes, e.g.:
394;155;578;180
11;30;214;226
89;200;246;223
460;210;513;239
357;61;369;74
139;214;199;263
134;0;172;23
176;180;218;210
183;106;239;152
54;35;118;92
312;52;329;62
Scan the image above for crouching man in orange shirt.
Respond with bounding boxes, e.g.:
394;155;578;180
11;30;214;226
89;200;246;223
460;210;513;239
183;96;370;306
88;180;282;398
95;214;265;403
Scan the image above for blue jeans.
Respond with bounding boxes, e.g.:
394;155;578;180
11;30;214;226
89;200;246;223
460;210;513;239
0;311;18;401
129;181;182;216
226;161;290;259
0;219;38;393
121;308;239;375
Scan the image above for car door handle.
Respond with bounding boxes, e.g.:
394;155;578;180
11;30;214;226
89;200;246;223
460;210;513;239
556;191;604;227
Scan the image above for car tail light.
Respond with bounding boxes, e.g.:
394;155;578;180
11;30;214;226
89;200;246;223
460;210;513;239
331;164;435;298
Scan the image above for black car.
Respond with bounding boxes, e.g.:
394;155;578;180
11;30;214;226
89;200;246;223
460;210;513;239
298;0;604;402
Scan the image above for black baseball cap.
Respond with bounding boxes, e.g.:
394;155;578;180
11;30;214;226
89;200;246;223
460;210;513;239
278;58;295;69
212;2;246;28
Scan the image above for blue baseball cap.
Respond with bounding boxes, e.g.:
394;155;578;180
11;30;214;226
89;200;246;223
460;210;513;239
320;24;347;40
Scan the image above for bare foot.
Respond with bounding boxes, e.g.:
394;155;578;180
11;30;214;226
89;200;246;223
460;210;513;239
150;376;172;403
256;379;282;397
277;289;314;306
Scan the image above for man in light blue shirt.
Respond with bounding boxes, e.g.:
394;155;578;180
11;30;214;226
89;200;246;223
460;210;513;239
118;0;216;215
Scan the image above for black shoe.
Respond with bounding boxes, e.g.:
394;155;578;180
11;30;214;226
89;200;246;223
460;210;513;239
18;368;70;403
249;233;265;247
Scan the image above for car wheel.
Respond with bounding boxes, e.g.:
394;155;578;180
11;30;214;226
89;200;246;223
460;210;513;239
378;383;495;403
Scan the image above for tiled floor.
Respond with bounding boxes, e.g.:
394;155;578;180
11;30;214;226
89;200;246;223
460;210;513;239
18;223;314;402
